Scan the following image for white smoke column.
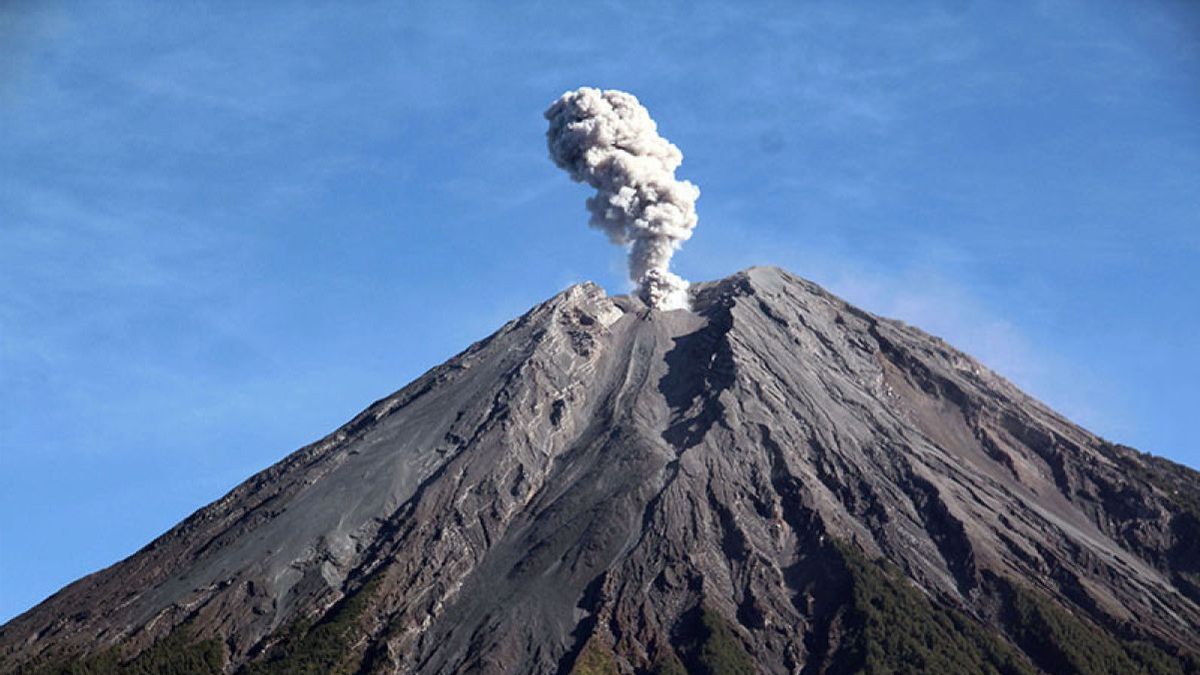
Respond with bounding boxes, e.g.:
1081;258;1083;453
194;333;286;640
544;87;700;310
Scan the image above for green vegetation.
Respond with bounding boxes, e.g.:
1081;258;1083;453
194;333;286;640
568;637;619;675
1004;580;1199;675
828;543;1198;675
649;649;688;675
240;575;381;675
19;625;223;675
564;607;752;675
693;608;755;675
831;545;1034;675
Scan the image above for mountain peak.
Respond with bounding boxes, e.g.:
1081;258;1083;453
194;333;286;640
4;267;1198;674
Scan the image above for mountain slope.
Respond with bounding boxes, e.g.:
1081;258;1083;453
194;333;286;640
3;266;1197;674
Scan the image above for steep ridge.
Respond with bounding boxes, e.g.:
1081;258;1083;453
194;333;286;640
2;266;1197;674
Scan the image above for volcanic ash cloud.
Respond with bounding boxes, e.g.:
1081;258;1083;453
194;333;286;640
544;87;700;310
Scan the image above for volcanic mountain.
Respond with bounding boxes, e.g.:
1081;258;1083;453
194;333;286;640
3;267;1198;674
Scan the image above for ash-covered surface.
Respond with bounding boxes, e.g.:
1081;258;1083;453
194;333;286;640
3;267;1198;674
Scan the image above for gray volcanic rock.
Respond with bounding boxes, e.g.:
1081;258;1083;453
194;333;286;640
2;266;1198;674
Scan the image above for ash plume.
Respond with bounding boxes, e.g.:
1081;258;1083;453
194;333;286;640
544;87;700;310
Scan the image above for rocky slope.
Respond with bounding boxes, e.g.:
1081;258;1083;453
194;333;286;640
2;266;1198;674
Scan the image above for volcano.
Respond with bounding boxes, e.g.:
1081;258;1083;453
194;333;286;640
4;267;1198;674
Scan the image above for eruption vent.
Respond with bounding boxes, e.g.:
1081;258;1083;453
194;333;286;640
544;87;700;310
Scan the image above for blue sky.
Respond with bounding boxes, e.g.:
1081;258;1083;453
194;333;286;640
1;1;1197;623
